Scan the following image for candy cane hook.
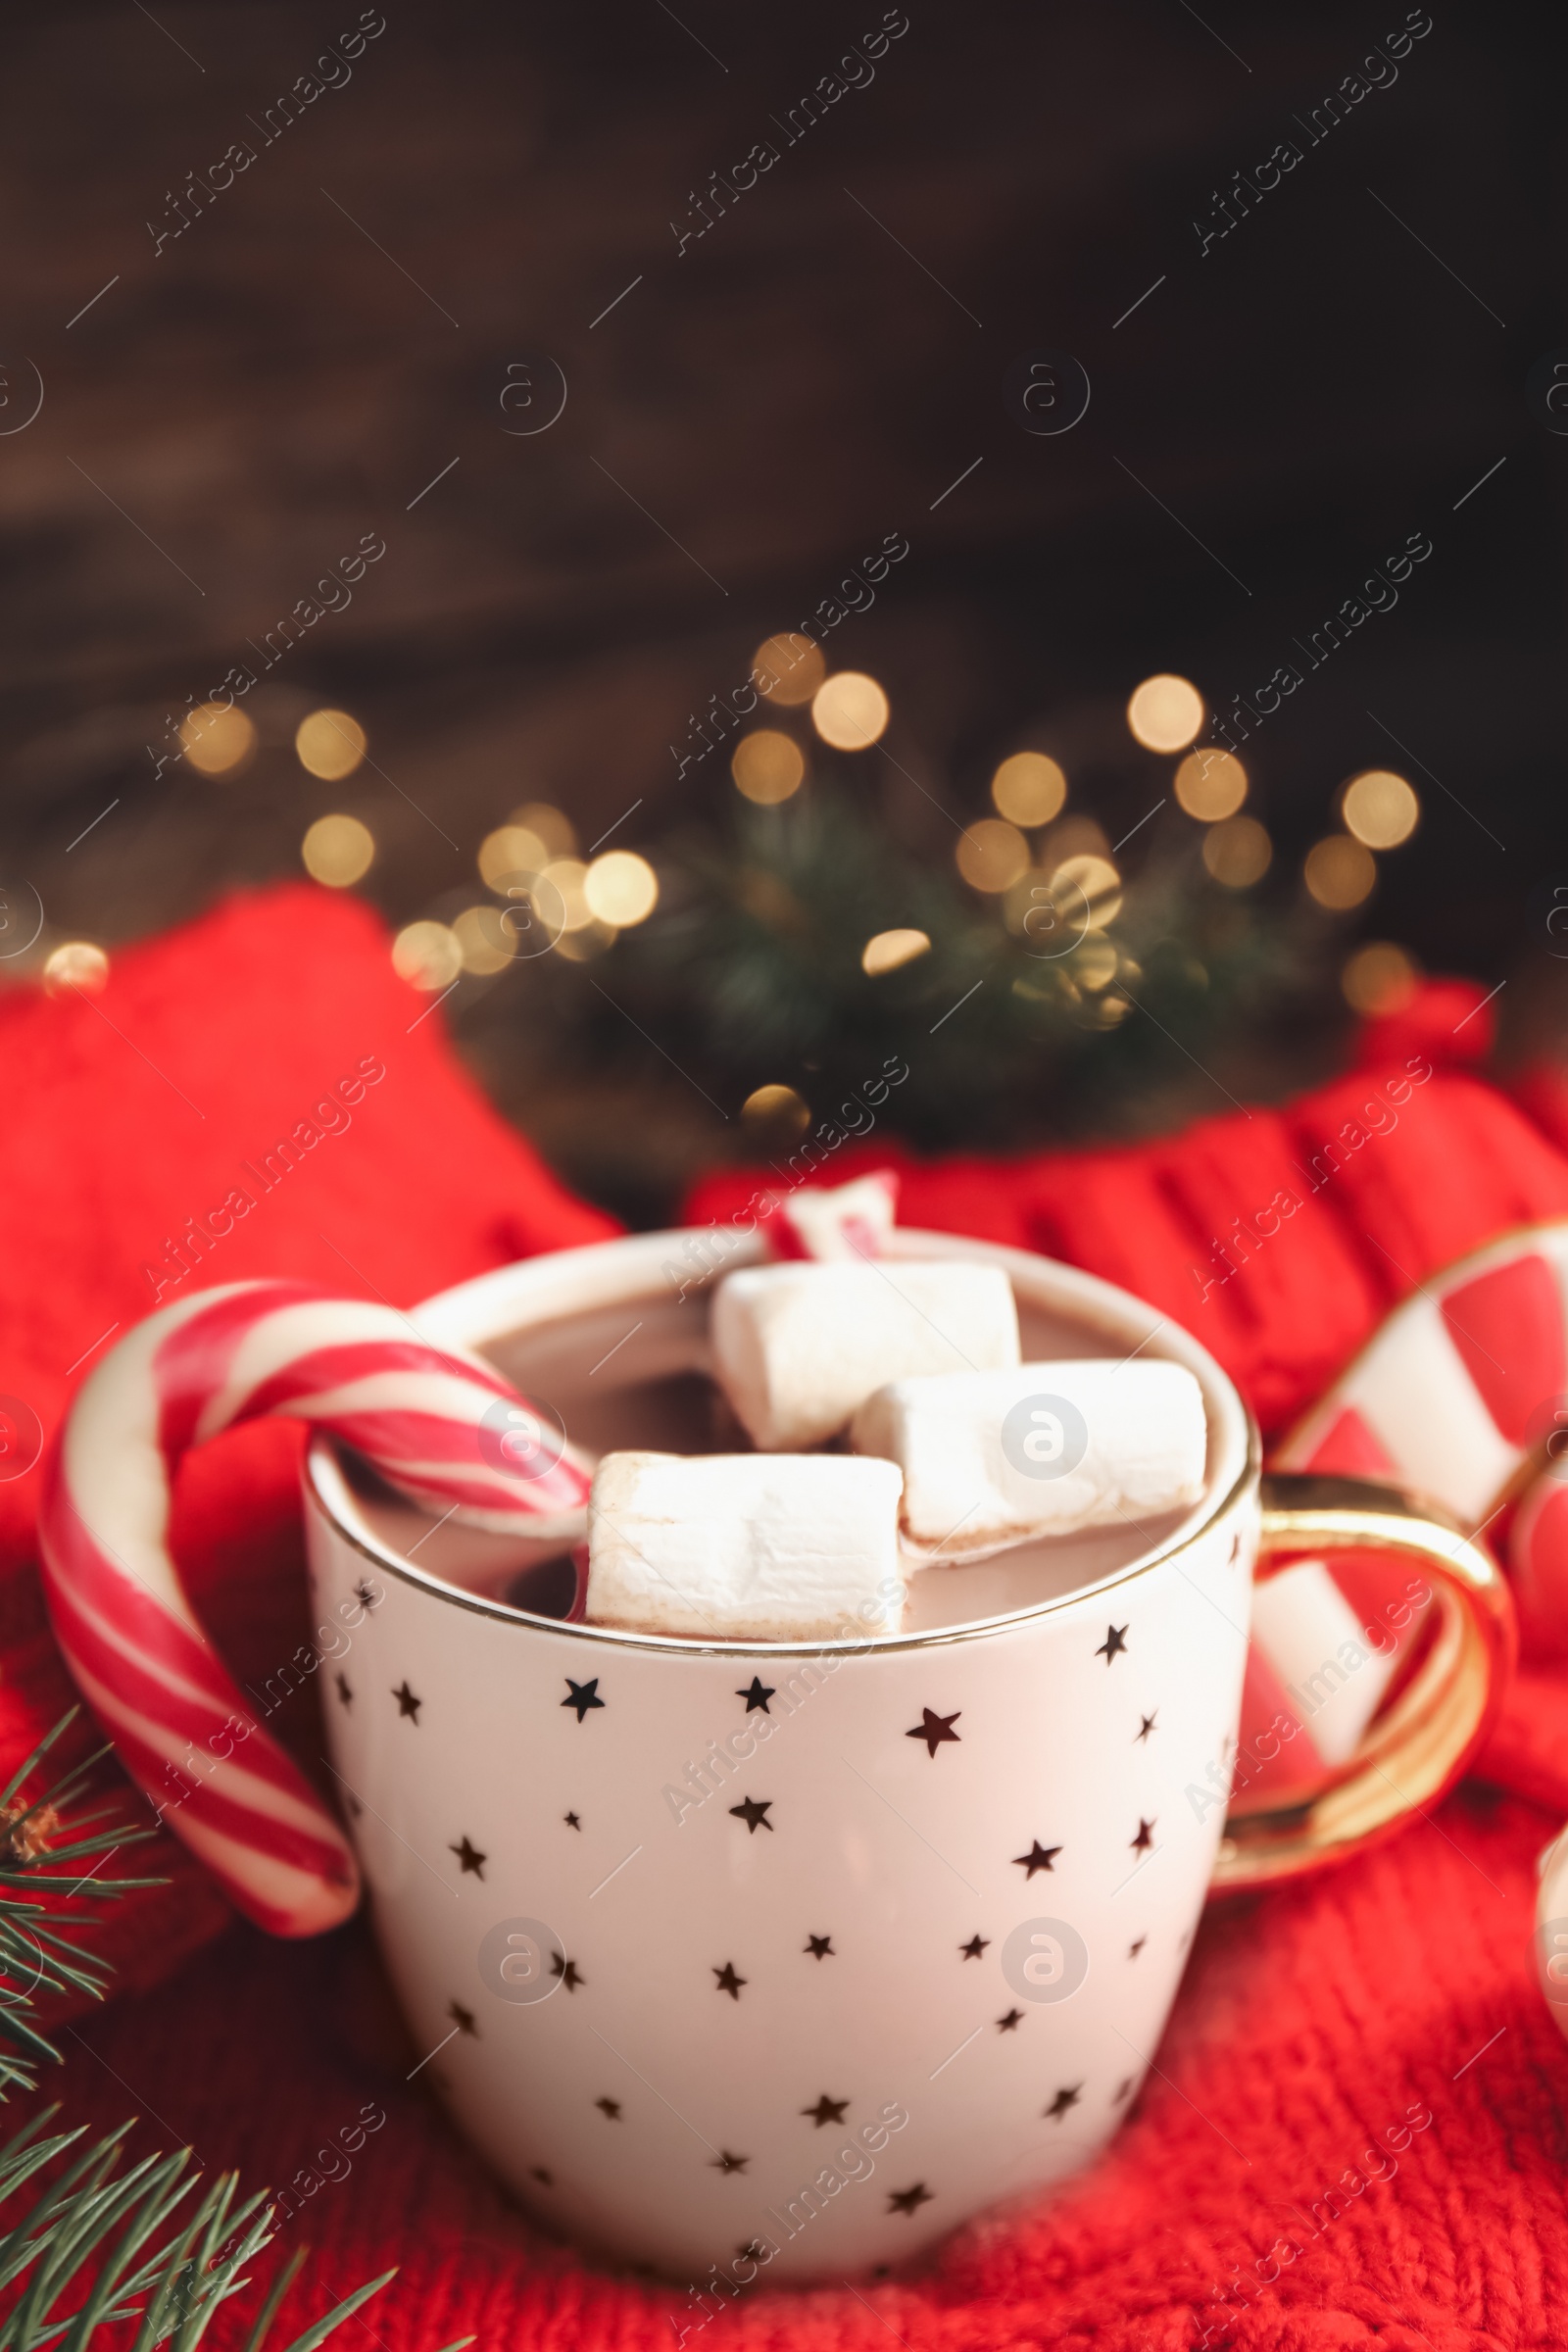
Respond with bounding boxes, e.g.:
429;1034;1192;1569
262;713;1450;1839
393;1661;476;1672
38;1280;591;1936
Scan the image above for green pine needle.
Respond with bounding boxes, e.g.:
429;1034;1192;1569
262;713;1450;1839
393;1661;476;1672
0;1710;161;2100
0;2113;396;2352
0;1717;405;2352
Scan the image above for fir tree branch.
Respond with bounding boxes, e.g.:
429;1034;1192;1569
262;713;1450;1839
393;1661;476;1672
0;1711;161;2100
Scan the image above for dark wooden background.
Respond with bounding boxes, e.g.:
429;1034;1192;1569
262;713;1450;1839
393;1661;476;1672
3;0;1563;1217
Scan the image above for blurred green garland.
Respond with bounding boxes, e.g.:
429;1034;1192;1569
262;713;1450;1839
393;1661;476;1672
605;781;1314;1149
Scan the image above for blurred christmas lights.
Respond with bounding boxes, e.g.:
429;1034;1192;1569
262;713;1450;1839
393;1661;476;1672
302;813;374;885
741;1082;810;1138
1341;769;1419;849
479;824;551;887
732;730;806;806
181;703;257;777
392;920;463;991
956;818;1030;893
454;906;513;975
1303;835;1375;909
584;851;658;927
296;710;367;781
861;927;931;975
511;803;575;855
991;752;1066;828
753;633;824;707
1342;941;1419;1014
1202;814;1272;888
1174;747;1247;821
1126;674;1203;753
43;942;109;995
811;671;889;750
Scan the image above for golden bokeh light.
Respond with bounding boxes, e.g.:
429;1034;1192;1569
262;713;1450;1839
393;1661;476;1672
510;802;576;856
453;906;513;975
551;920;617;962
1126;673;1204;753
1341;769;1419;850
1202;814;1272;889
302;813;374;887
538;857;592;932
43;941;109;996
584;850;658;927
1342;941;1419;1016
1174;747;1248;821
1069;935;1118;993
1047;852;1124;931
181;703;257;777
811;671;890;751
295;709;367;781
391;920;463;992
1039;814;1111;863
956;818;1031;894
753;633;825;707
1304;834;1376;909
731;730;806;806
861;927;931;976
741;1082;810;1138
479;824;551;888
991;751;1067;828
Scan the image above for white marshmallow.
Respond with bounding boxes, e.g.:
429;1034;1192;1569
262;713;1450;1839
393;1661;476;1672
585;1450;906;1641
851;1359;1208;1561
710;1259;1020;1450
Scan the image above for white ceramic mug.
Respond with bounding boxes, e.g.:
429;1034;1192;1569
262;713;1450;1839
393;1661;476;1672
302;1227;1509;2285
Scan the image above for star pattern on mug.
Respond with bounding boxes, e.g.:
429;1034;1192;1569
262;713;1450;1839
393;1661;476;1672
906;1707;961;1758
1012;1839;1061;1878
340;1502;1244;2249
354;1579;379;1609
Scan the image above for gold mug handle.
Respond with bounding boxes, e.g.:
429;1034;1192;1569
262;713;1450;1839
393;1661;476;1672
1211;1471;1518;1891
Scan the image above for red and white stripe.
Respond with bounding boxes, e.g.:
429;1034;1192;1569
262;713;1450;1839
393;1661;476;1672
38;1280;592;1936
766;1169;899;1262
1277;1229;1568;1658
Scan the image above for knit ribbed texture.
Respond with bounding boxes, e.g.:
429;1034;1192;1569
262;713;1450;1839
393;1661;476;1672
7;916;1568;2347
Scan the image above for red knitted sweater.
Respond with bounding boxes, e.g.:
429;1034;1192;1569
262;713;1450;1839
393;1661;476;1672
8;894;1568;2352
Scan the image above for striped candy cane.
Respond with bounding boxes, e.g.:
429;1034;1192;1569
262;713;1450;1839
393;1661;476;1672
38;1280;591;1936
